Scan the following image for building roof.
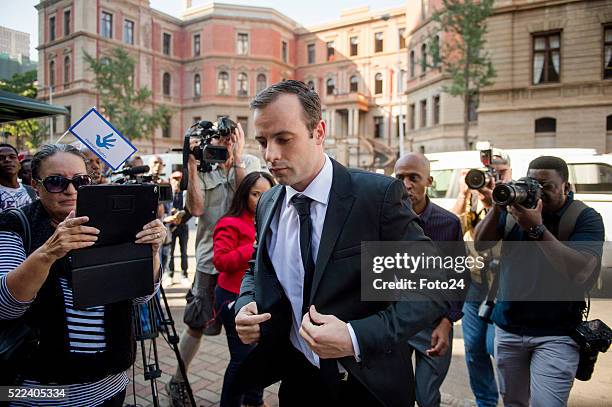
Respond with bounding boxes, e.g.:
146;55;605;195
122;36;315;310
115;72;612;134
0;89;68;123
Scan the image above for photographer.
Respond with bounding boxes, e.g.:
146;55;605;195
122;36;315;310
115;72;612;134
0;144;165;406
474;156;604;406
166;121;261;406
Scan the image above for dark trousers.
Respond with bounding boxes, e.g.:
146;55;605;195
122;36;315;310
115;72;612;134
169;225;189;275
215;285;264;407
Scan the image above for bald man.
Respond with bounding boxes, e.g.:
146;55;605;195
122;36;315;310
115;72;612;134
395;153;464;407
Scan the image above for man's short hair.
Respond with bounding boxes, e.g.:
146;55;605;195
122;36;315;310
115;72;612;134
249;80;321;133
0;143;18;155
528;156;569;182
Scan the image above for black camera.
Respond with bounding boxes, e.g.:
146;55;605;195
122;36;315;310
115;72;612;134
112;165;172;202
571;319;612;381
492;177;542;209
182;117;236;175
465;149;499;190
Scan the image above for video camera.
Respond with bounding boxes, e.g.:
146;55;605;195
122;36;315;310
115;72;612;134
181;116;236;174
465;149;500;190
112;164;172;202
492;177;542;209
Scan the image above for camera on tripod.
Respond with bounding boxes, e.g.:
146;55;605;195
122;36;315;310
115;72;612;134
492;177;542;209
465;149;500;190
182;117;237;173
112;165;172;202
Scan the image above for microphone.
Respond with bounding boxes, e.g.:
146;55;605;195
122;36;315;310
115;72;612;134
113;165;150;176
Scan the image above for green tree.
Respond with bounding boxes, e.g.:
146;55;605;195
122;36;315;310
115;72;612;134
428;0;496;150
84;47;170;140
0;70;49;150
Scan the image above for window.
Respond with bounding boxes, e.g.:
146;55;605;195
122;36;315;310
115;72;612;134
396;114;406;138
162;115;171;138
410;50;415;77
256;73;267;94
194;74;201;97
163;33;171;56
421;43;427;74
374;73;383;95
237;72;248;97
101;12;112;39
399;28;406;49
307;43;315;64
64;10;71;36
64;106;71;132
420;99;427;127
433;95;440;125
282;41;288;63
326;41;335;61
535;117;556;148
49;16;56;41
193;34;200;56
217;71;229;95
375;32;384;53
49;60;55;88
432;36;440;68
607;114;612;131
374;116;384;138
350;75;359;93
421;0;429;20
123;20;134;45
350;36;359;56
604;26;612;79
570;163;612;194
162;72;171;96
237;116;248;137
398;70;406;94
409;103;415;129
307;80;315;91
468;94;478;122
326;78;335;95
237;33;249;55
63;56;70;87
533;32;560;84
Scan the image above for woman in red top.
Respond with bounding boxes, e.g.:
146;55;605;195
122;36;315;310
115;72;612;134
213;171;274;407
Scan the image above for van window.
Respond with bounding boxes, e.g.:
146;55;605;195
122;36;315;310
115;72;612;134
569;163;612;194
429;169;454;198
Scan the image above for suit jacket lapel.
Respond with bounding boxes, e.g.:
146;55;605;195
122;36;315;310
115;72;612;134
310;160;355;302
256;185;285;271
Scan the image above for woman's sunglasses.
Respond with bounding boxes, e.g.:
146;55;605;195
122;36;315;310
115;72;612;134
35;175;92;193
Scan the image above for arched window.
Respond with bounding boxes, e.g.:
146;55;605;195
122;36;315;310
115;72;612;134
49;60;55;88
410;50;415;77
535;117;556;148
326;78;335;95
162;72;171;96
256;73;267;94
421;43;427;74
193;74;201;97
374;73;383;95
237;72;248;97
63;56;70;86
349;75;359;93
217;71;229;95
307;80;315;91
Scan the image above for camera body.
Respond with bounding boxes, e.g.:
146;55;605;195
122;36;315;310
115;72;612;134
492;177;542;209
465;149;499;190
185;117;236;173
572;319;612;381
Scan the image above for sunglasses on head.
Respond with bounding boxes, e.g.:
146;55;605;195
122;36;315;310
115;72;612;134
35;175;92;193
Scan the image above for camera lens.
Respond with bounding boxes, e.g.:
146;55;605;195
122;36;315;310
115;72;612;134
465;169;487;190
492;184;514;205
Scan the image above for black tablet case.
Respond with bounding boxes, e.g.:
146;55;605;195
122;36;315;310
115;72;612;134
70;184;158;308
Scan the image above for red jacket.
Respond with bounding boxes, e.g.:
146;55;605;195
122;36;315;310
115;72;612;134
213;211;255;294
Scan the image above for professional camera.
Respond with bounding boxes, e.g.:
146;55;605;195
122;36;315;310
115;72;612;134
571;319;612;381
112;165;172;202
465;149;499;190
492;177;542;209
182;117;237;174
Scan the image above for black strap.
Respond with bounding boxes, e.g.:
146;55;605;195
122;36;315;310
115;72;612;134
23;185;38;202
291;195;315;316
6;208;31;254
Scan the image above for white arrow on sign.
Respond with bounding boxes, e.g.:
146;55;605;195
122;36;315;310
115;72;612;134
69;108;137;170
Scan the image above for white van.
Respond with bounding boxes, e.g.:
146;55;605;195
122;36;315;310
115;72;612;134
426;148;612;294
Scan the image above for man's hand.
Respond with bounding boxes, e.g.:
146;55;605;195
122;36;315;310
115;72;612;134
232;122;245;161
235;301;271;345
426;318;452;357
299;305;355;359
507;199;543;230
478;176;496;209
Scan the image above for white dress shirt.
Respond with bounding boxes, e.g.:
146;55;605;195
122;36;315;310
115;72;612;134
267;155;360;367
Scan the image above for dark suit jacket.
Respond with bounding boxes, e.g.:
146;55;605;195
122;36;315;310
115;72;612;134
235;159;449;407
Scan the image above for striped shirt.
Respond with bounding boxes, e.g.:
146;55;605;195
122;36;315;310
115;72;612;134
0;230;159;407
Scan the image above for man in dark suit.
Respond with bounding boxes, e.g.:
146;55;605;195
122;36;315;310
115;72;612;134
233;80;449;407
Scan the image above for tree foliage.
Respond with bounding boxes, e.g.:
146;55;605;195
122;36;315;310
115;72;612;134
428;0;496;149
0;70;48;150
84;47;170;140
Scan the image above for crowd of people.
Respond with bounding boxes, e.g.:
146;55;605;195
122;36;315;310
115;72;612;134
0;79;606;407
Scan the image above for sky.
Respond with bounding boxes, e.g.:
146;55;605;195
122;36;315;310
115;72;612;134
0;0;406;61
